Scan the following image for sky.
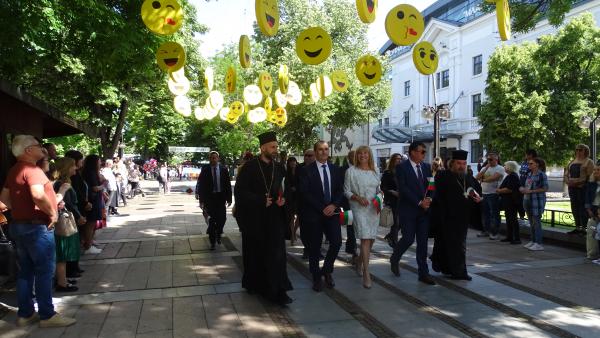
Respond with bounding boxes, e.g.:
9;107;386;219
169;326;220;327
190;0;437;57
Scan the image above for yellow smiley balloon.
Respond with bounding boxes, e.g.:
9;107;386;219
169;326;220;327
331;70;349;92
258;71;273;96
496;0;511;41
278;65;289;95
239;35;251;68
264;96;273;115
385;4;424;46
229;101;244;117
412;41;439;75
156;41;186;72
204;67;214;91
225;66;236;93
141;0;184;35
226;111;240;124
256;0;280;37
296;27;333;65
356;0;377;24
355;55;382;86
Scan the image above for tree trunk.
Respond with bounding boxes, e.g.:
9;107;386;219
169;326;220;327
99;98;129;159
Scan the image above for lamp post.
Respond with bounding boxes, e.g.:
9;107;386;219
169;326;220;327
579;115;599;163
421;104;449;159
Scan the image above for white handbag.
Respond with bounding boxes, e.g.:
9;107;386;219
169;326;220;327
380;205;394;227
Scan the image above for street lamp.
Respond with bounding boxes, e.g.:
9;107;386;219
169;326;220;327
579;115;599;163
421;104;450;159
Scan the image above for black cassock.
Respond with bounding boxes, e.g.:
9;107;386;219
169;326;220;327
234;158;292;300
430;170;481;277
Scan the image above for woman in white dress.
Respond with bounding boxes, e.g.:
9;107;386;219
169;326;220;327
344;146;381;288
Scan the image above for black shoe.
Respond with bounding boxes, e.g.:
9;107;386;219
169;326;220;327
390;258;400;277
449;274;472;281
66;272;81;279
510;240;522;245
324;273;335;288
277;293;293;306
217;236;222;245
112;210;120;216
210;243;216;251
55;284;78;292
312;279;323;292
418;275;436;285
67;279;78;285
384;234;395;248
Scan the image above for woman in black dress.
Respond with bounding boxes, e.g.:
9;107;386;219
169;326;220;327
497;161;522;244
284;157;299;243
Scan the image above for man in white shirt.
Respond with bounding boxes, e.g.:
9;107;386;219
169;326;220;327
101;159;119;215
475;152;505;239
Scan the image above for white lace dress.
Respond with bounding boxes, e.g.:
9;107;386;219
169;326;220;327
344;166;381;239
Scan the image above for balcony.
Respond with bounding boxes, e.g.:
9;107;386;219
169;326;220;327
372;117;481;143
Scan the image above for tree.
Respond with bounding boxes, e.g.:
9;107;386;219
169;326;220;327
478;13;600;164
483;0;582;33
0;0;207;159
194;0;391;156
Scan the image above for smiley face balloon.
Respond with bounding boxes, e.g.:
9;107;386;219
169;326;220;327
258;72;273;96
243;85;263;106
278;65;289;95
385;4;424;46
331;70;349;92
239;35;251;68
412;41;438;75
156;41;186;73
141;0;184;35
496;0;511;41
296;27;332;65
355;55;382;86
225;66;236;93
356;0;377;24
255;0;280;37
229;101;244;117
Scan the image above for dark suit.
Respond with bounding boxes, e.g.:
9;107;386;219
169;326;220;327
197;164;232;245
391;160;432;277
299;161;344;281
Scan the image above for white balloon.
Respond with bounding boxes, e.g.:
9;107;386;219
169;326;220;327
169;68;186;83
205;105;219;120
204;67;214;91
208;91;224;111
248;107;267;123
168;76;190;96
316;75;333;98
243;85;263;106
194;106;205;120
275;89;288;108
310;83;320;103
174;95;192;116
219;107;230;121
286;81;302;105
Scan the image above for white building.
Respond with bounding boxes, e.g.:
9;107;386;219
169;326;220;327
328;0;600;170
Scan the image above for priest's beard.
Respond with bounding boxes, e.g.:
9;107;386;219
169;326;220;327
451;169;467;179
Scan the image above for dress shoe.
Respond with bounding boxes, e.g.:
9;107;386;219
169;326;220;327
449;274;472;281
312;279;323;292
384;234;395;248
390;259;400;277
418;275;436;285
210;243;216;251
324;273;335;288
55;284;78;292
277;293;293;306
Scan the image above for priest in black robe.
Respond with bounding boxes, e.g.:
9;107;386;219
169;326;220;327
430;150;482;281
234;131;293;306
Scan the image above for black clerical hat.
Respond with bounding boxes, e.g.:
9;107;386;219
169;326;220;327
452;150;468;160
258;131;277;145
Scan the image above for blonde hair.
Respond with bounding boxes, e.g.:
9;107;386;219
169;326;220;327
353;146;376;172
54;157;75;184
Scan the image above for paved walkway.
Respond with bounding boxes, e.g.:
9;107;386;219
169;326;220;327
1;180;600;338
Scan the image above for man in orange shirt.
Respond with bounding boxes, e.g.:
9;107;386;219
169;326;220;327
0;135;76;328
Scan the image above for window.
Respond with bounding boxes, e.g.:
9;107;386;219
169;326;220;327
384;118;390;126
403;111;410;127
473;55;482;75
404;80;411;96
470;140;483;163
436;70;449;89
378;119;382;127
472;93;482;117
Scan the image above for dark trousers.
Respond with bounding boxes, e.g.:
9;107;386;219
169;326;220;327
504;203;520;241
345;224;357;254
569;187;587;230
306;216;341;281
386;205;400;241
205;192;227;245
391;213;430;277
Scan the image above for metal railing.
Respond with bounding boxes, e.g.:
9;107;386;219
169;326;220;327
541;209;576;228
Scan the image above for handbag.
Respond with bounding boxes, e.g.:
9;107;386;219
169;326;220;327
0;223;17;278
55;209;78;237
380;205;394;227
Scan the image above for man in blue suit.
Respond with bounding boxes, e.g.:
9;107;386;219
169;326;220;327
390;142;436;285
299;141;344;292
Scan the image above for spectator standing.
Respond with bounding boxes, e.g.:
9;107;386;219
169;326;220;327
64;150;88;277
0;135;76;327
382;153;403;247
584;165;600;260
82;155;105;254
476;152;505;240
497;161;522;244
285;157;300;244
159;163;169;194
565;144;594;235
432;157;444;176
521;158;549;251
518;149;537;220
101;159;119;215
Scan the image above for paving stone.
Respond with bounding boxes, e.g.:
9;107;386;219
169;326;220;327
172;259;198;287
173;296;209;338
98;300;143;338
120;261;152;291
116;241;140;258
61;303;111;338
137;298;172;334
146;260;173;289
202;294;245;338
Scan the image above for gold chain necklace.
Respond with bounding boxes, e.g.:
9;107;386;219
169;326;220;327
456;174;468;198
257;157;275;198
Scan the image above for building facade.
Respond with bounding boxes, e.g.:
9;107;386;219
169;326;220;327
330;0;600;170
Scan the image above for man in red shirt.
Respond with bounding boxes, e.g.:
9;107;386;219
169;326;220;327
0;135;76;328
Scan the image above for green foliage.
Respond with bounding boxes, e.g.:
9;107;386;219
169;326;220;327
479;13;600;165
194;0;391;156
482;0;581;33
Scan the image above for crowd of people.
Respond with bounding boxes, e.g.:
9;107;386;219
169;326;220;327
0;135;146;327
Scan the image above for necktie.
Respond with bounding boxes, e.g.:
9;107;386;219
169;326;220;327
416;164;424;185
213;167;219;192
322;164;331;204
